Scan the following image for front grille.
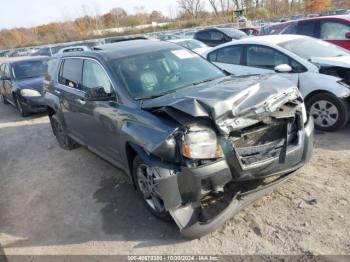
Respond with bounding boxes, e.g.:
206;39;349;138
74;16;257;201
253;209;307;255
230;119;299;166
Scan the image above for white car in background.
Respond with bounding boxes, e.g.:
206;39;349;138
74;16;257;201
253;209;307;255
169;39;211;55
204;35;350;131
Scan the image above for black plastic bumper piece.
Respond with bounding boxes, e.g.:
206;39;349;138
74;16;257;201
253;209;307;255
21;96;46;112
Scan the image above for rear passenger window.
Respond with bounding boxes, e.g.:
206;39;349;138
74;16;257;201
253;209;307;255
58;58;83;89
216;46;242;64
297;22;317;37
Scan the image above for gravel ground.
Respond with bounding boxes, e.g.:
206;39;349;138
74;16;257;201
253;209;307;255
0;102;349;256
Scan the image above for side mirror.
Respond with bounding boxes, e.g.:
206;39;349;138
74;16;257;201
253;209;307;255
85;86;115;101
274;64;292;73
345;32;350;39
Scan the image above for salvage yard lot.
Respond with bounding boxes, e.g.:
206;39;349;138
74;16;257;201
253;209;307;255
0;102;349;255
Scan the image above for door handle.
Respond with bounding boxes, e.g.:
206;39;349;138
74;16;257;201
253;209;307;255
54;90;61;95
76;98;86;105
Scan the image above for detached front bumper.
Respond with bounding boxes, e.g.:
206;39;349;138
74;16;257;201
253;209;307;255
155;118;314;239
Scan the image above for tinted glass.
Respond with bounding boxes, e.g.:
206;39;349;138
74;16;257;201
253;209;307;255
12;60;48;80
220;28;247;39
321;21;350;40
196;31;210;41
211;31;224;41
297;22;317;37
82;60;112;94
279;37;349;59
215;45;242;64
59;58;83;89
282;24;297;34
247;46;289;69
111;48;225;99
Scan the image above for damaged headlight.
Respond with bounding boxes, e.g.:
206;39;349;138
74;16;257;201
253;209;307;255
182;126;224;159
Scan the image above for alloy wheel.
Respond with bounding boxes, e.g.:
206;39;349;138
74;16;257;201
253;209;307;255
310;100;339;128
136;164;165;213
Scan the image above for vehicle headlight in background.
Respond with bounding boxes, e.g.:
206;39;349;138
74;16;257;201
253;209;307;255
20;89;41;97
182;126;223;159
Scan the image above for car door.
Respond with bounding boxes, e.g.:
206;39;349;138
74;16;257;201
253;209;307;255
244;45;302;84
56;57;87;142
80;58;122;162
320;20;350;50
207;45;248;75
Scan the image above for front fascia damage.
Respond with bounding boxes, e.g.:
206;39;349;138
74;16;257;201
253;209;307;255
310;56;350;96
141;74;314;238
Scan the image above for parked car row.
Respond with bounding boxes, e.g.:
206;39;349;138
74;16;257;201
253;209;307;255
203;35;350;131
1;39;314;239
260;15;350;51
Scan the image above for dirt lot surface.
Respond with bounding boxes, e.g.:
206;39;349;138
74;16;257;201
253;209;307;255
0;102;349;256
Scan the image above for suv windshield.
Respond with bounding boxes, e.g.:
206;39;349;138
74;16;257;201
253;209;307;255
12;60;48;80
279;38;349;59
111;48;225;99
220;28;247;39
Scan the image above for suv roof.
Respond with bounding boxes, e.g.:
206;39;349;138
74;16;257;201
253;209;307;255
61;40;179;60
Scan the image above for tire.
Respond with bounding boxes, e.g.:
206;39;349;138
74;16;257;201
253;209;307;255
132;156;172;221
50;114;80;150
15;95;30;117
306;92;349;132
0;93;9;104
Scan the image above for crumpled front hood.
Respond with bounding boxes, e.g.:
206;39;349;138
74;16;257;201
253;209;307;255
142;74;300;134
16;77;45;93
310;56;350;68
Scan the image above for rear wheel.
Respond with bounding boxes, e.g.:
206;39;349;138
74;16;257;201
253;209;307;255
50;114;79;150
306;93;349;132
132;156;171;221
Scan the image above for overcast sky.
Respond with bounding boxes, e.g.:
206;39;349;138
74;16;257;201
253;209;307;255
0;0;179;30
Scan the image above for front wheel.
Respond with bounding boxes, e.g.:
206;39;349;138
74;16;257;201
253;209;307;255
132;156;171;221
15;96;30;117
306;93;349;132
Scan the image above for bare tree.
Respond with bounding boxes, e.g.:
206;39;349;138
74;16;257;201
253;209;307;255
208;0;220;16
178;0;205;19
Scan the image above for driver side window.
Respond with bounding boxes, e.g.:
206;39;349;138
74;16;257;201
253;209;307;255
82;60;112;94
211;31;224;41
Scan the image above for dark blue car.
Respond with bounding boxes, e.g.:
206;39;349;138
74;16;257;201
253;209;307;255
0;56;49;116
